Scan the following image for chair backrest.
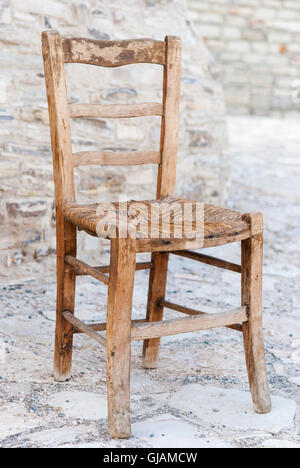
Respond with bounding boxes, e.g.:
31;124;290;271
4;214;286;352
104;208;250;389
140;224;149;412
42;30;181;205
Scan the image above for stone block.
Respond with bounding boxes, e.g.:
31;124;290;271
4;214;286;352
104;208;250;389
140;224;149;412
250;73;273;88
223;26;242;40
200;24;221;39
198;12;223;24
0;403;41;439
6;200;47;218
133;414;231;448
167;384;296;434
255;7;276;20
227;40;251;53
225;85;250;106
243;29;265;41
268;31;292;43
45;391;108;420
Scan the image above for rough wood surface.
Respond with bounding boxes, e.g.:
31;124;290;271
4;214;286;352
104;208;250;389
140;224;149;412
42;30;77;382
63;37;165;67
75;261;153;276
106;238;136;438
137;229;251;252
63;311;106;347
73;150;161;167
157;36;182;198
69;102;163;119
242;214;271;414
42;30;75;204
131;307;247;340
160;299;243;332
172;250;242;273
64;254;109;284
143;252;169;368
73;318;147;334
53;211;77;382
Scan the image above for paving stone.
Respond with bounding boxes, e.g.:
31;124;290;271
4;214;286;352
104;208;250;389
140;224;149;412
261;439;300;449
288;377;300;387
168;385;296;434
133;414;231;448
27;425;97;447
0;403;41;439
45;391;108;420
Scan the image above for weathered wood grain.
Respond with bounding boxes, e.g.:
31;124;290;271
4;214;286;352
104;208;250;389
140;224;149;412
75;261;153;276
159;299;243;332
172;250;242;273
132;307;247;340
143;252;169;368
63;311;106;347
242;213;271;413
72;150;161;167
63;38;165;67
106;238;136;438
42;31;75;204
53;210;77;382
64;254;109;284
72;318;147;334
42;30;77;382
157;36;181;198
69;102;163;119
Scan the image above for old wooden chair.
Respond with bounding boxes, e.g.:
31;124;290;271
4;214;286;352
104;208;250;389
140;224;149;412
42;30;271;438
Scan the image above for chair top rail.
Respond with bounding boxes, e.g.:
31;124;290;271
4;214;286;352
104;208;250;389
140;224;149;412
63;37;166;67
69;102;163;119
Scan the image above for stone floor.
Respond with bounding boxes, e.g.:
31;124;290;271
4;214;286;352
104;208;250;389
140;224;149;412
0;116;299;448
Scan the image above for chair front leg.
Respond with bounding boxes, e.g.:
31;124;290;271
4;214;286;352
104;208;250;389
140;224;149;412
242;214;271;414
143;252;169;368
106;237;136;438
54;209;77;382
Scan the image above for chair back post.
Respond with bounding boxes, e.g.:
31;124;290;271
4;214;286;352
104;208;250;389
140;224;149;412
42;30;75;206
157;36;182;199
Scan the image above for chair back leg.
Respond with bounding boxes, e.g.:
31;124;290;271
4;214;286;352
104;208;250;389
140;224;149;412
242;230;271;413
54;210;77;381
143;252;169;368
106;237;136;438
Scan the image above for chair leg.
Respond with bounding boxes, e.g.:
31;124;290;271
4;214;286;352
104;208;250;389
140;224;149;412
241;232;271;414
106;237;136;438
142;252;169;368
54;210;77;382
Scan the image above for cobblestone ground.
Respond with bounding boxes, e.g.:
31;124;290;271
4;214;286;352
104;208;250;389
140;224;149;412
0;116;299;448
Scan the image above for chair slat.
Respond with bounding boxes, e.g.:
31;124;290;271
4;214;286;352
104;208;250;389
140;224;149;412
73;150;161;167
63;38;165;67
63;311;106;347
69;102;163;119
131;307;248;340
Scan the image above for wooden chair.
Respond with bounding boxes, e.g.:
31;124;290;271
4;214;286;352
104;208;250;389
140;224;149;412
42;30;271;438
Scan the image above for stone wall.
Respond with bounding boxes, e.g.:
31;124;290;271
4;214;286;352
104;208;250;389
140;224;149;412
0;0;228;279
187;0;300;116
